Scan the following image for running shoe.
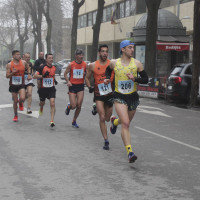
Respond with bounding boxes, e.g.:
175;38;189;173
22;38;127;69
128;152;137;163
13;115;18;122
110;115;118;134
65;103;71;115
27;108;32;114
103;141;109;150
19;102;24;111
72;121;79;128
50;121;55;128
92;103;97;115
39;108;43;116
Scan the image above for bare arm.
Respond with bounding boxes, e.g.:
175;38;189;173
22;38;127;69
104;59;116;84
64;63;72;86
6;63;13;78
85;62;94;88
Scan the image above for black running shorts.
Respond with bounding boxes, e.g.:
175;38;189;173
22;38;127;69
38;86;56;101
113;91;140;111
94;94;113;107
9;85;25;93
69;84;84;94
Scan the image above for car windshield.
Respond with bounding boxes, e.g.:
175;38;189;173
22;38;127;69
171;66;183;75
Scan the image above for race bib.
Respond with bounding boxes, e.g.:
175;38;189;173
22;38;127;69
73;69;83;79
98;83;112;96
43;78;53;88
118;80;134;94
12;76;22;85
24;75;28;85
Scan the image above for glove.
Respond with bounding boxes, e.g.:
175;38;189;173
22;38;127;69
55;80;58;85
89;87;94;93
43;71;49;78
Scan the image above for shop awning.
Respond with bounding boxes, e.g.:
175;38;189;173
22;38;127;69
156;41;190;51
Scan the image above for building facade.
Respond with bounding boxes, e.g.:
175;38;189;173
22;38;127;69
77;0;194;76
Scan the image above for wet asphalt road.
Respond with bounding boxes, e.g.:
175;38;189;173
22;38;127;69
0;70;200;200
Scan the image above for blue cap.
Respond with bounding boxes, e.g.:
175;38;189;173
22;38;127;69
120;40;135;54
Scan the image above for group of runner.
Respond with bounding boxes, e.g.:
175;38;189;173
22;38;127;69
6;40;148;163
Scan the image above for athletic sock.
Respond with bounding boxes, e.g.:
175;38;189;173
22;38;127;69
125;145;133;155
105;139;109;143
113;118;119;126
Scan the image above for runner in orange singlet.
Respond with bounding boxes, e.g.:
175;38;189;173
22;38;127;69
6;50;31;122
64;49;87;128
34;53;57;127
85;44;114;150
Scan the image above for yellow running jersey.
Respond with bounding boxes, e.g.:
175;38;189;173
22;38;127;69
114;58;138;94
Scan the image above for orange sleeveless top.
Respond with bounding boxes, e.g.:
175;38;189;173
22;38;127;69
69;61;87;84
9;60;25;86
93;59;114;96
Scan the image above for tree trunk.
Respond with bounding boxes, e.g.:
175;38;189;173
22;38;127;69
71;0;85;61
190;0;200;106
90;0;105;62
145;0;162;77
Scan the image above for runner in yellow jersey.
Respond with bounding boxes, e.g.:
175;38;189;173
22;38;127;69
104;40;148;163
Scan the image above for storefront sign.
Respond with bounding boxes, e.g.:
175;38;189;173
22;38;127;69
156;42;189;51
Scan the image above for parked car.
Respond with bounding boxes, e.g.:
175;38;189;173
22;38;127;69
53;62;63;75
166;63;200;103
57;59;71;66
60;63;70;80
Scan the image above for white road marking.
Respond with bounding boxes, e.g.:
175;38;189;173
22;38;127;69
137;105;172;118
135;126;200;151
18;108;39;118
138;105;164;111
0;104;39;118
0;104;13;109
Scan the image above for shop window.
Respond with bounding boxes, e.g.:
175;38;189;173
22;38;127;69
136;0;146;14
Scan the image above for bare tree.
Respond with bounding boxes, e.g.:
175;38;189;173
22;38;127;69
25;0;44;59
145;0;162;77
0;4;19;56
42;0;52;53
90;0;105;62
12;0;30;54
190;0;200;106
71;0;85;61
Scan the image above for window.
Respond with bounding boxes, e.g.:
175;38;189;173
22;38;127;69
83;14;87;27
78;17;80;28
185;65;192;75
103;8;107;22
93;11;97;25
106;6;112;21
125;0;130;17
130;0;136;15
136;0;146;14
119;2;125;18
88;12;92;26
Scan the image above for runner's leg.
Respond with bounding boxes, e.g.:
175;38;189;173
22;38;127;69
96;100;108;140
73;91;84;122
12;92;18;115
26;85;33;110
49;98;55;122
